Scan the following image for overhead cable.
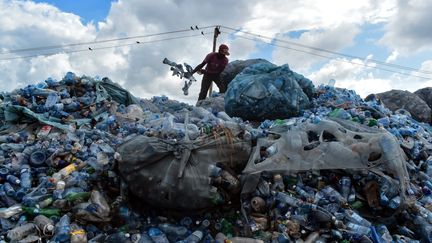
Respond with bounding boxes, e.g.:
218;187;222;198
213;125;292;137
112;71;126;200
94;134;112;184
220;25;432;76
0;25;215;55
221;30;432;80
0;32;210;61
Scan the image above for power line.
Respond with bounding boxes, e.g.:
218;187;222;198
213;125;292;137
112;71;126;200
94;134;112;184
221;30;432;80
0;25;215;55
220;25;432;76
0;32;210;61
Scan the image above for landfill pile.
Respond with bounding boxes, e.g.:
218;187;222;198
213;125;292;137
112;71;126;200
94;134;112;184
0;69;431;243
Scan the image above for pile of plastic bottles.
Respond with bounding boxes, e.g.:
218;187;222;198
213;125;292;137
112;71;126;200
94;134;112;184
0;72;431;242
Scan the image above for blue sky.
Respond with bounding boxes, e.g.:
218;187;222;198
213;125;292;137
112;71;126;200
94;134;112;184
33;0;114;25
1;0;432;104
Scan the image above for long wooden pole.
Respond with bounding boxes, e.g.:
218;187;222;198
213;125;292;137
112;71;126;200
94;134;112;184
209;26;220;97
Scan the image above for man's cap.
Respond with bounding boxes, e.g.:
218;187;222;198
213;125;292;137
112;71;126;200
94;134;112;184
218;44;230;56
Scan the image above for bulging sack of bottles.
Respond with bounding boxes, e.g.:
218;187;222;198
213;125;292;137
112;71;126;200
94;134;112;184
224;62;315;121
117;130;251;210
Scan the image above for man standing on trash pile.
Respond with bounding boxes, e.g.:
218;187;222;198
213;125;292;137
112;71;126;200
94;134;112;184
192;44;230;101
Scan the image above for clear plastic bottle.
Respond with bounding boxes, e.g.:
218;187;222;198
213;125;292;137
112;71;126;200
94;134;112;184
158;223;188;239
275;191;300;207
7;223;37;241
20;164;32;189
320;186;347;204
346;222;371;235
0;204;22;218
388;196;401;209
179;230;203;243
339;177;351;200
148;227;169;243
344;209;371;227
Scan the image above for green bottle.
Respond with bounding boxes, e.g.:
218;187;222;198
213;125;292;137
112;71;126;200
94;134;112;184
22;206;61;217
220;218;234;237
368;118;378;127
65;192;91;203
329;108;342;118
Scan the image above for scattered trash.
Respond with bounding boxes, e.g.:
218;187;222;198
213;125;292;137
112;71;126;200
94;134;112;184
163;58;197;96
0;68;431;242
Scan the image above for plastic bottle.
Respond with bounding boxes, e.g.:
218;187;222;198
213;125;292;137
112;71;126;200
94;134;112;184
208;164;222;177
0;167;9;178
53;180;66;200
3;183;16;197
70;223;88;243
54;214;71;242
0;189;18;207
295;185;313;201
272;173;285;192
22;206;61;217
45;92;58;108
344;209;371;227
266;144;278;157
7;223;37;241
348;185;356;203
339;177;351;200
6;174;21;185
346;222;371;235
158;223;188;239
20;164;32;189
275;191;300;207
34;215;55;236
51;163;79;183
131;232;153;243
0;204;22;218
179;230;203;243
64;191;91;203
22;193;51;207
148;227;169;243
37;197;53;208
413;215;432;242
375;225;392;242
320;186;347;204
388;196;401;209
61;186;82;197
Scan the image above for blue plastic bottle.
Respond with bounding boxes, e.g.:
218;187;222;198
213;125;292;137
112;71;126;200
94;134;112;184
54;214;71;242
148;227;169;243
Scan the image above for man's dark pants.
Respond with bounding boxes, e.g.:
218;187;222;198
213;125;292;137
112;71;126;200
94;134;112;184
198;73;226;101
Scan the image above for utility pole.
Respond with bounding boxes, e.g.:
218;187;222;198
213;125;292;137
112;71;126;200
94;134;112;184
208;26;221;97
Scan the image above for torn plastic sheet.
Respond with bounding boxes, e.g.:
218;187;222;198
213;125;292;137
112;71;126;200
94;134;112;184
242;118;410;202
3;105;91;130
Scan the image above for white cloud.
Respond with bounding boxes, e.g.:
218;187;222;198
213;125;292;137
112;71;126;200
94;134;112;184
386;50;399;62
271;24;361;72
380;0;432;54
2;0;430;106
308;58;393;97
